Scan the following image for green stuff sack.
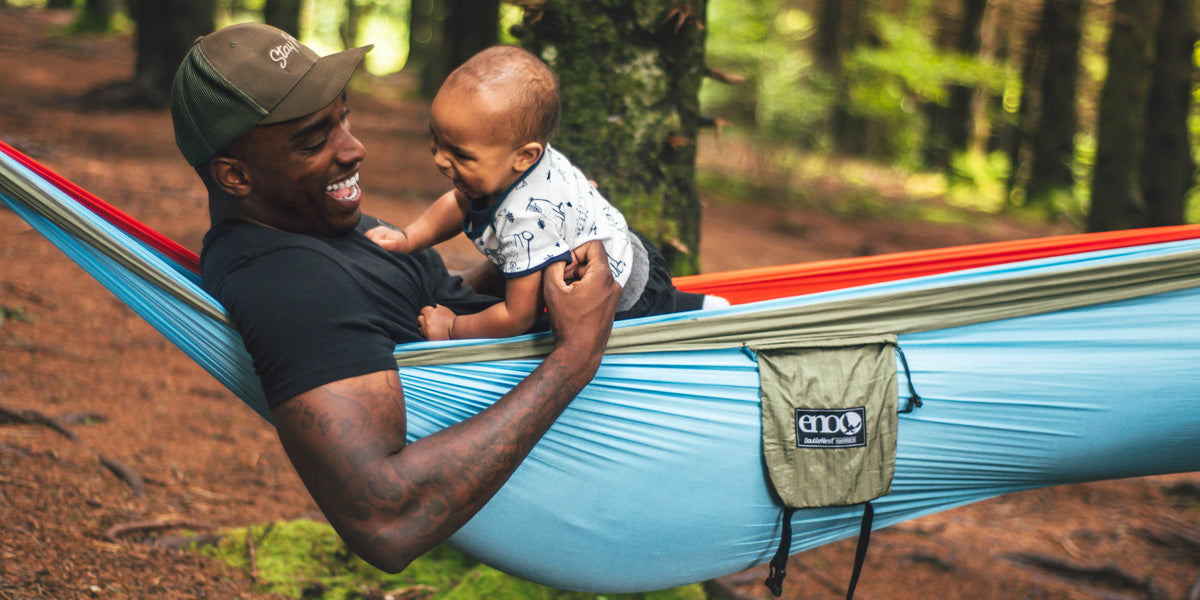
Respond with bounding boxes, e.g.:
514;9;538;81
755;335;899;508
754;335;906;598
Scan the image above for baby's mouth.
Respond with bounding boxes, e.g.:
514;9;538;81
453;179;473;198
326;173;361;202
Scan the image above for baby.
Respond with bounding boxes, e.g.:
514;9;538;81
368;45;726;340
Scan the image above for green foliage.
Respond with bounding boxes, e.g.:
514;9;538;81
701;0;831;147
5;0;55;8
704;0;1008;167
843;12;1007;167
945;150;1009;214
199;519;706;600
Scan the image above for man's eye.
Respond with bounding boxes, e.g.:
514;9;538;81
302;138;327;152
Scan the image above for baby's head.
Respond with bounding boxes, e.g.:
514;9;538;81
429;46;561;200
444;45;560;146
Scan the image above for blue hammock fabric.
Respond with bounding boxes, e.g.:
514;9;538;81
3;146;1199;593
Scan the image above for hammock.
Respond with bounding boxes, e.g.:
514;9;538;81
4;138;1199;593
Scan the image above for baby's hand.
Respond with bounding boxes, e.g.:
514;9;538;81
419;305;457;340
365;225;410;253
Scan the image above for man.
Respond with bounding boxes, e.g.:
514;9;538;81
169;22;621;572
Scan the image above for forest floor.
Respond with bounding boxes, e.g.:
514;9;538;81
1;6;1199;600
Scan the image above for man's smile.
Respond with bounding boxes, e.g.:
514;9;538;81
326;172;361;203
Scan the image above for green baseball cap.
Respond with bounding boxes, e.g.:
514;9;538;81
170;22;372;166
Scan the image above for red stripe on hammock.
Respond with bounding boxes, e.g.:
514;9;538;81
8;140;1200;304
674;224;1200;304
1;140;202;275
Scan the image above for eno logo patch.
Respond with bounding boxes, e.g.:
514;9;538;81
794;407;867;448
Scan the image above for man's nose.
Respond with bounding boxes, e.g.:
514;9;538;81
337;130;366;165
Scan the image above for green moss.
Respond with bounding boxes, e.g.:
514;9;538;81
1;304;32;328
198;519;707;600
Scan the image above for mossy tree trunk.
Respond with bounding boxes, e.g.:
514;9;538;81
514;0;708;275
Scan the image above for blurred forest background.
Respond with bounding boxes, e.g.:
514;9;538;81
2;0;1196;274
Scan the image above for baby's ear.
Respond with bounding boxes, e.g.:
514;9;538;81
513;142;544;172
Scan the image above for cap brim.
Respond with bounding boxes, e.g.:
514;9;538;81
261;44;372;125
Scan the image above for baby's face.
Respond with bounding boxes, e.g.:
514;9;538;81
428;86;524;201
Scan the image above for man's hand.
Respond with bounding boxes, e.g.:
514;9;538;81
419;304;457;340
542;240;620;366
365;225;411;253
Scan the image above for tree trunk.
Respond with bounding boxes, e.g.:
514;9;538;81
945;0;987;154
825;0;871;156
406;0;449;98
47;0;74;9
815;0;843;73
924;0;989;170
446;0;499;70
515;0;708;275
1023;0;1084;217
339;0;371;50
405;0;498;98
1140;0;1195;226
263;0;302;38
83;0;214;109
1087;0;1161;232
1005;1;1045;205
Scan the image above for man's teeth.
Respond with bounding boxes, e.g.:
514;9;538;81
326;173;360;192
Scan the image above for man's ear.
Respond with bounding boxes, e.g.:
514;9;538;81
513;142;544;172
210;157;253;197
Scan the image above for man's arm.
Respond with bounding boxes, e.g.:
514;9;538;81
271;241;620;573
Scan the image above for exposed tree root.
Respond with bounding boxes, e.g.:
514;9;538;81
1003;552;1167;600
0;404;79;441
97;453;146;496
0;402;144;495
1138;515;1200;559
104;518;214;542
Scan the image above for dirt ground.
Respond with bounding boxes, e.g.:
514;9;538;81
1;7;1198;600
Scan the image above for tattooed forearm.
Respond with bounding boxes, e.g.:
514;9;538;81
270;347;597;573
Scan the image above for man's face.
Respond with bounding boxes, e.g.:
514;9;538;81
428;85;524;201
231;95;367;236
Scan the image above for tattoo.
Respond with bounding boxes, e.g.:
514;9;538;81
272;351;593;570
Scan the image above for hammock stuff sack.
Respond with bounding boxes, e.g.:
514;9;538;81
3;139;1200;594
756;335;910;598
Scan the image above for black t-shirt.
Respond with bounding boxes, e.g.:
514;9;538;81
200;216;498;408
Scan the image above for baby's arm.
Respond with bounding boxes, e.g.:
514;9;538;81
421;271;545;340
366;190;467;253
